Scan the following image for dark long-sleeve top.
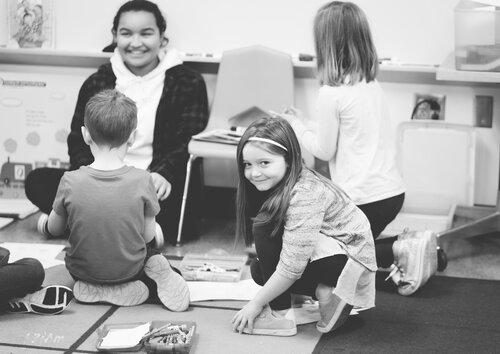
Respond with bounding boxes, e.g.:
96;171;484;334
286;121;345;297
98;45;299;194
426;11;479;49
67;63;209;184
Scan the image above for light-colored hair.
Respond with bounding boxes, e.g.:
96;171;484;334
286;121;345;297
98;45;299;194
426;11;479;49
314;1;378;86
235;117;303;245
84;89;137;148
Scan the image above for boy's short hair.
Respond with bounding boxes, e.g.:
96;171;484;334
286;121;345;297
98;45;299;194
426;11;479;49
84;89;137;148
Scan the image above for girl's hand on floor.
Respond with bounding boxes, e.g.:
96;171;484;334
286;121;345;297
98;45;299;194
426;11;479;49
231;301;264;334
150;172;171;201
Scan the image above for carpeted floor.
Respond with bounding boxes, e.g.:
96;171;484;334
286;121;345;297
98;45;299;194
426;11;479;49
313;275;500;354
2;205;500;353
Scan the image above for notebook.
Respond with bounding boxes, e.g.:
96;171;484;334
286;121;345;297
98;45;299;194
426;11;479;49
191;129;242;145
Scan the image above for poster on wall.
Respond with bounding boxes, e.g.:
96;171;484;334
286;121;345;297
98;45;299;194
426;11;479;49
7;0;55;49
0;71;86;198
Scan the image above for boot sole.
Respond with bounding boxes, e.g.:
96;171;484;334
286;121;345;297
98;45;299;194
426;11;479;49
144;255;190;312
243;327;297;336
73;281;149;306
7;285;73;315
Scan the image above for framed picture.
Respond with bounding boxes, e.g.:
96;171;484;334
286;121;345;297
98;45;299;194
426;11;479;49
7;0;55;49
411;94;446;121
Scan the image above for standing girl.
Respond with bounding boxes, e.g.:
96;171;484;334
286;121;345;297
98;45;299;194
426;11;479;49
26;0;208;245
231;117;377;336
282;1;437;295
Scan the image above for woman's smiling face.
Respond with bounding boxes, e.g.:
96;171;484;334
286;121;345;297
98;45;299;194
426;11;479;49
114;10;163;76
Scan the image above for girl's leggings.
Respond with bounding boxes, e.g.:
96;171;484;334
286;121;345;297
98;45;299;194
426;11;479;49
251;222;347;311
357;192;405;268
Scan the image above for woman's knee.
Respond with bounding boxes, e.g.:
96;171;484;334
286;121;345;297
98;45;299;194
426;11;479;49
15;258;45;286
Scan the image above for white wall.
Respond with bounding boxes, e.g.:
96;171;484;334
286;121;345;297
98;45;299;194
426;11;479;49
1;0;498;206
1;0;458;65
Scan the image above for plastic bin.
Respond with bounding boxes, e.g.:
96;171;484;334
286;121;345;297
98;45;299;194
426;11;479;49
455;0;500;72
381;122;475;236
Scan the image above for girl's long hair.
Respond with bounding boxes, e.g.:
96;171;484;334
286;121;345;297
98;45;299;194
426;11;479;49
314;1;378;86
235;117;303;245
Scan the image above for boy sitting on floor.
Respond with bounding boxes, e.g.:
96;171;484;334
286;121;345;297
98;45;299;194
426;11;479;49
38;89;189;311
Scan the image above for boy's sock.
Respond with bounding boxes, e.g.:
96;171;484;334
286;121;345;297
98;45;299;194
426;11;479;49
37;213;70;239
6;285;73;315
73;280;149;306
144;255;190;312
153;223;164;250
37;213;53;238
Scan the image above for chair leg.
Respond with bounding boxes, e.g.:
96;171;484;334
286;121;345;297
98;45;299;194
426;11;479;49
176;154;197;246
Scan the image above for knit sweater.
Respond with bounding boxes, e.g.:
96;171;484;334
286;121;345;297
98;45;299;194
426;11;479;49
276;168;377;280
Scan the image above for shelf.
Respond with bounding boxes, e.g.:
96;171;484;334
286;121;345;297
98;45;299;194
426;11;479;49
2;47;499;85
0;47;112;68
436;52;500;86
379;63;437;84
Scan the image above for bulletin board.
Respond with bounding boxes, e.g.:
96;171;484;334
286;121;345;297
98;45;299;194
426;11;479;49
0;71;85;194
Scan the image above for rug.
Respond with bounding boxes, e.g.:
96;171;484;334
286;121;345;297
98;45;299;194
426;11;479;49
313;275;500;354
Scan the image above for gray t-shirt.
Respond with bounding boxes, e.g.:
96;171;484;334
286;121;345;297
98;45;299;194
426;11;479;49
53;165;160;283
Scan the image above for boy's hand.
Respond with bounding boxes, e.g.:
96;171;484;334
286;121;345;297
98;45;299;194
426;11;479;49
150;172;171;201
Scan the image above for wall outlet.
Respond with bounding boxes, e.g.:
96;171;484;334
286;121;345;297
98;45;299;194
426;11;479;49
474;95;493;128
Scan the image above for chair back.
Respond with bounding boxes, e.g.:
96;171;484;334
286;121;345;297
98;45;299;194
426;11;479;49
207;45;294;130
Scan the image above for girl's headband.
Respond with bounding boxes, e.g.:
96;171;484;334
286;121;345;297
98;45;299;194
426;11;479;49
248;137;288;151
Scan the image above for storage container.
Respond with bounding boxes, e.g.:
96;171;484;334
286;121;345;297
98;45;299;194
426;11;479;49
455;0;500;72
381;122;476;236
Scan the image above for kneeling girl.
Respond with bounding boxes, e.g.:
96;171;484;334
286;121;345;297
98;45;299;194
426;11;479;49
231;117;377;336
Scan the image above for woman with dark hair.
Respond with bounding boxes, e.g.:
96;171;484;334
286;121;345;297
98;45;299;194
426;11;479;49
25;0;209;244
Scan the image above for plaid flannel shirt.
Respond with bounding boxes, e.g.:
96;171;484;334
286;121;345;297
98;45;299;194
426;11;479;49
67;63;209;184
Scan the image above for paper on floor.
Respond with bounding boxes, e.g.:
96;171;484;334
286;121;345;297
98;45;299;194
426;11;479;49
187;279;361;325
188;278;261;302
0;217;14;229
1;242;65;269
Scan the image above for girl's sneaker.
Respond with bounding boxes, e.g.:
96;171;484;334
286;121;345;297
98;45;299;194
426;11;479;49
316;293;353;333
144;255;190;312
6;285;73;315
73;280;149;306
387;230;438;296
242;305;297;336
